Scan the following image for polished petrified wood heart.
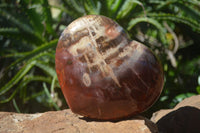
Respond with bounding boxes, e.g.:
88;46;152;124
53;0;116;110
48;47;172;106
55;15;164;120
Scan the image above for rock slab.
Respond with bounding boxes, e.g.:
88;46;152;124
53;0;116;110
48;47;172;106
151;95;200;133
0;109;157;133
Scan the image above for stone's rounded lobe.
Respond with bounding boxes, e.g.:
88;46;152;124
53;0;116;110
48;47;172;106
55;15;164;120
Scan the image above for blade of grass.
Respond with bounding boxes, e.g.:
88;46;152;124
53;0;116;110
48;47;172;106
24;91;45;102
84;0;101;15
35;61;57;77
128;17;167;44
5;39;58;71
13;98;21;113
43;82;60;110
0;76;51;103
0;60;37;95
116;0;142;19
50;75;57;95
42;0;55;36
109;0;123;17
148;13;200;33
0;8;45;44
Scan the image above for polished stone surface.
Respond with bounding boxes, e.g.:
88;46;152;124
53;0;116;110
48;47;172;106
55;15;164;120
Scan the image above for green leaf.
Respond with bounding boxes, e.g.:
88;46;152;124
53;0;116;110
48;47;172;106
198;76;200;85
35;61;57;77
62;0;85;16
20;1;44;36
116;0;142;19
128;17;167;44
50;75;57;94
84;0;101;15
107;0;116;7
174;93;196;103
148;13;200;33
174;2;200;22
13;99;21;113
0;8;45;44
24;91;45;102
108;0;123;17
5;39;58;71
0;75;51;103
43;82;60;110
0;8;32;33
42;0;55;36
0;60;37;96
0;27;41;45
196;86;200;94
0;27;20;38
49;4;80;18
155;0;200;10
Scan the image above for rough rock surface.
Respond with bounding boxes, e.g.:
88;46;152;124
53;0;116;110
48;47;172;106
151;95;200;133
0;109;158;133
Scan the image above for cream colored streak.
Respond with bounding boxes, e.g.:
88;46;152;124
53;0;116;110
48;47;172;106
83;54;92;73
82;17;121;87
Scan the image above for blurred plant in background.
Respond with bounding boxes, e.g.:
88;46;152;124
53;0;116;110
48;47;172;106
0;0;200;116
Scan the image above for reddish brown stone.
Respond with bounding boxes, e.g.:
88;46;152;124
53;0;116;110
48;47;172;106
55;15;164;120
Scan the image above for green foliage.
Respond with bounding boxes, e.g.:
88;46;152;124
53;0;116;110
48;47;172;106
0;0;200;114
0;0;62;112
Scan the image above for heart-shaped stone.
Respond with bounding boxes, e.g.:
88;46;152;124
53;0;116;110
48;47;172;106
55;15;164;120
